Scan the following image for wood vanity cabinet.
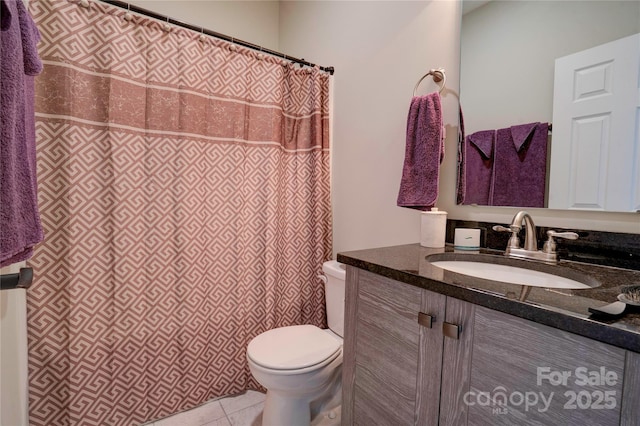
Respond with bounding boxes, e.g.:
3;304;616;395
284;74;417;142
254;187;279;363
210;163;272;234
342;267;638;426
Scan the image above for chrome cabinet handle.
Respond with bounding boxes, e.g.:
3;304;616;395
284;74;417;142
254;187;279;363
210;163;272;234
442;322;460;339
418;312;435;329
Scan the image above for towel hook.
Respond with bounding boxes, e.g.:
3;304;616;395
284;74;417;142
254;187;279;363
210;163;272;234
413;68;446;96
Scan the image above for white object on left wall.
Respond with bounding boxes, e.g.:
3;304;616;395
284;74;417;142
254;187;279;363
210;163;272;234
0;262;29;426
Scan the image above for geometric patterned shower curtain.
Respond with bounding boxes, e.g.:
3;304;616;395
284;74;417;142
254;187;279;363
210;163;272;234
25;1;331;424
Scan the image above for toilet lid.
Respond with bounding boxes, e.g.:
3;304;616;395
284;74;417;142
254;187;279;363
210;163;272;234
247;325;341;370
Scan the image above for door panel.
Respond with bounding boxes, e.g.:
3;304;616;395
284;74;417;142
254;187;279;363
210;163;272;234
550;33;639;211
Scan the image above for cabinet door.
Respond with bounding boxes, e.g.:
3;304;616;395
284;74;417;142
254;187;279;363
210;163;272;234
415;288;447;426
343;268;423;426
415;293;475;426
468;306;625;425
621;350;640;425
439;297;475;426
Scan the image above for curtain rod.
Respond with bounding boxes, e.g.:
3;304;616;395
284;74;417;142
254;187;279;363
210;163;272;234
99;0;335;75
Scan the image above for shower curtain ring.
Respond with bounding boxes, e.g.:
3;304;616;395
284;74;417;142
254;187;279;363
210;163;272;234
124;3;133;21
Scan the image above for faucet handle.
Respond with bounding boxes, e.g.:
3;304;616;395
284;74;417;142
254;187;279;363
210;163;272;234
543;230;579;253
547;230;579;240
492;225;521;248
492;225;512;233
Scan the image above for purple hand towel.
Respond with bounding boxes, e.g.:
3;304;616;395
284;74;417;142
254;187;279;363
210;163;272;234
1;0;44;267
397;92;443;210
462;129;494;205
492;122;548;207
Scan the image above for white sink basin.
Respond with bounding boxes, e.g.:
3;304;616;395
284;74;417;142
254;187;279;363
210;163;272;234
427;253;599;290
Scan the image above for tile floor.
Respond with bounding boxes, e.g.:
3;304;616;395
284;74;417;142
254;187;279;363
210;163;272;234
146;390;266;426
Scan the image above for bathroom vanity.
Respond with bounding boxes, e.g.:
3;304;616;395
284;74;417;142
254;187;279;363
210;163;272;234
337;244;640;426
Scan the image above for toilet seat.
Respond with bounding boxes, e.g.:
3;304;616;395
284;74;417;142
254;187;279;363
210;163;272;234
247;325;341;372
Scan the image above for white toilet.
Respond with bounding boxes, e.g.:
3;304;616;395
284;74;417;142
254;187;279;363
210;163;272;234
247;260;346;426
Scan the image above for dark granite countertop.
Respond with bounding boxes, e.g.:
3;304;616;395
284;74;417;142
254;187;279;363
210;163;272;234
337;244;640;353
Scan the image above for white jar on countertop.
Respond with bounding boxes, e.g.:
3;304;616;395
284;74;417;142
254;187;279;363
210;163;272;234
420;207;447;248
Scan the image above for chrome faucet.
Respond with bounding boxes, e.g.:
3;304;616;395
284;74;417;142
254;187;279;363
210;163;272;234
493;211;578;264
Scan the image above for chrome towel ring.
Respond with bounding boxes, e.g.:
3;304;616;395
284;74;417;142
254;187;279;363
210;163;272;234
413;68;446;96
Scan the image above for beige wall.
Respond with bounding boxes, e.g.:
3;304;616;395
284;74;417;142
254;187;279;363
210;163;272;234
127;0;280;51
279;0;462;256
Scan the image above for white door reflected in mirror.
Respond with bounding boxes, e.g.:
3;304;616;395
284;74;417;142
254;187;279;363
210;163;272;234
550;33;640;212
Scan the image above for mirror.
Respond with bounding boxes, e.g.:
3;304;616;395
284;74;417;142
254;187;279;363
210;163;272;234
459;1;640;212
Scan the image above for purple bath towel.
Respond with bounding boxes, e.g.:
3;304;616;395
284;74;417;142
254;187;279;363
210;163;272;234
462;129;494;206
1;0;44;267
397;92;444;210
492;122;548;207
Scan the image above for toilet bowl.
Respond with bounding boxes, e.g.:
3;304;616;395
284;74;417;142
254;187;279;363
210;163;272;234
247;260;346;426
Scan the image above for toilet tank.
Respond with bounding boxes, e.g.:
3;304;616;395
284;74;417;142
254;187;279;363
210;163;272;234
322;260;346;337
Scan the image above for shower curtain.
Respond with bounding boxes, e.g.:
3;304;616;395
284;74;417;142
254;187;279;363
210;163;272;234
25;1;331;424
